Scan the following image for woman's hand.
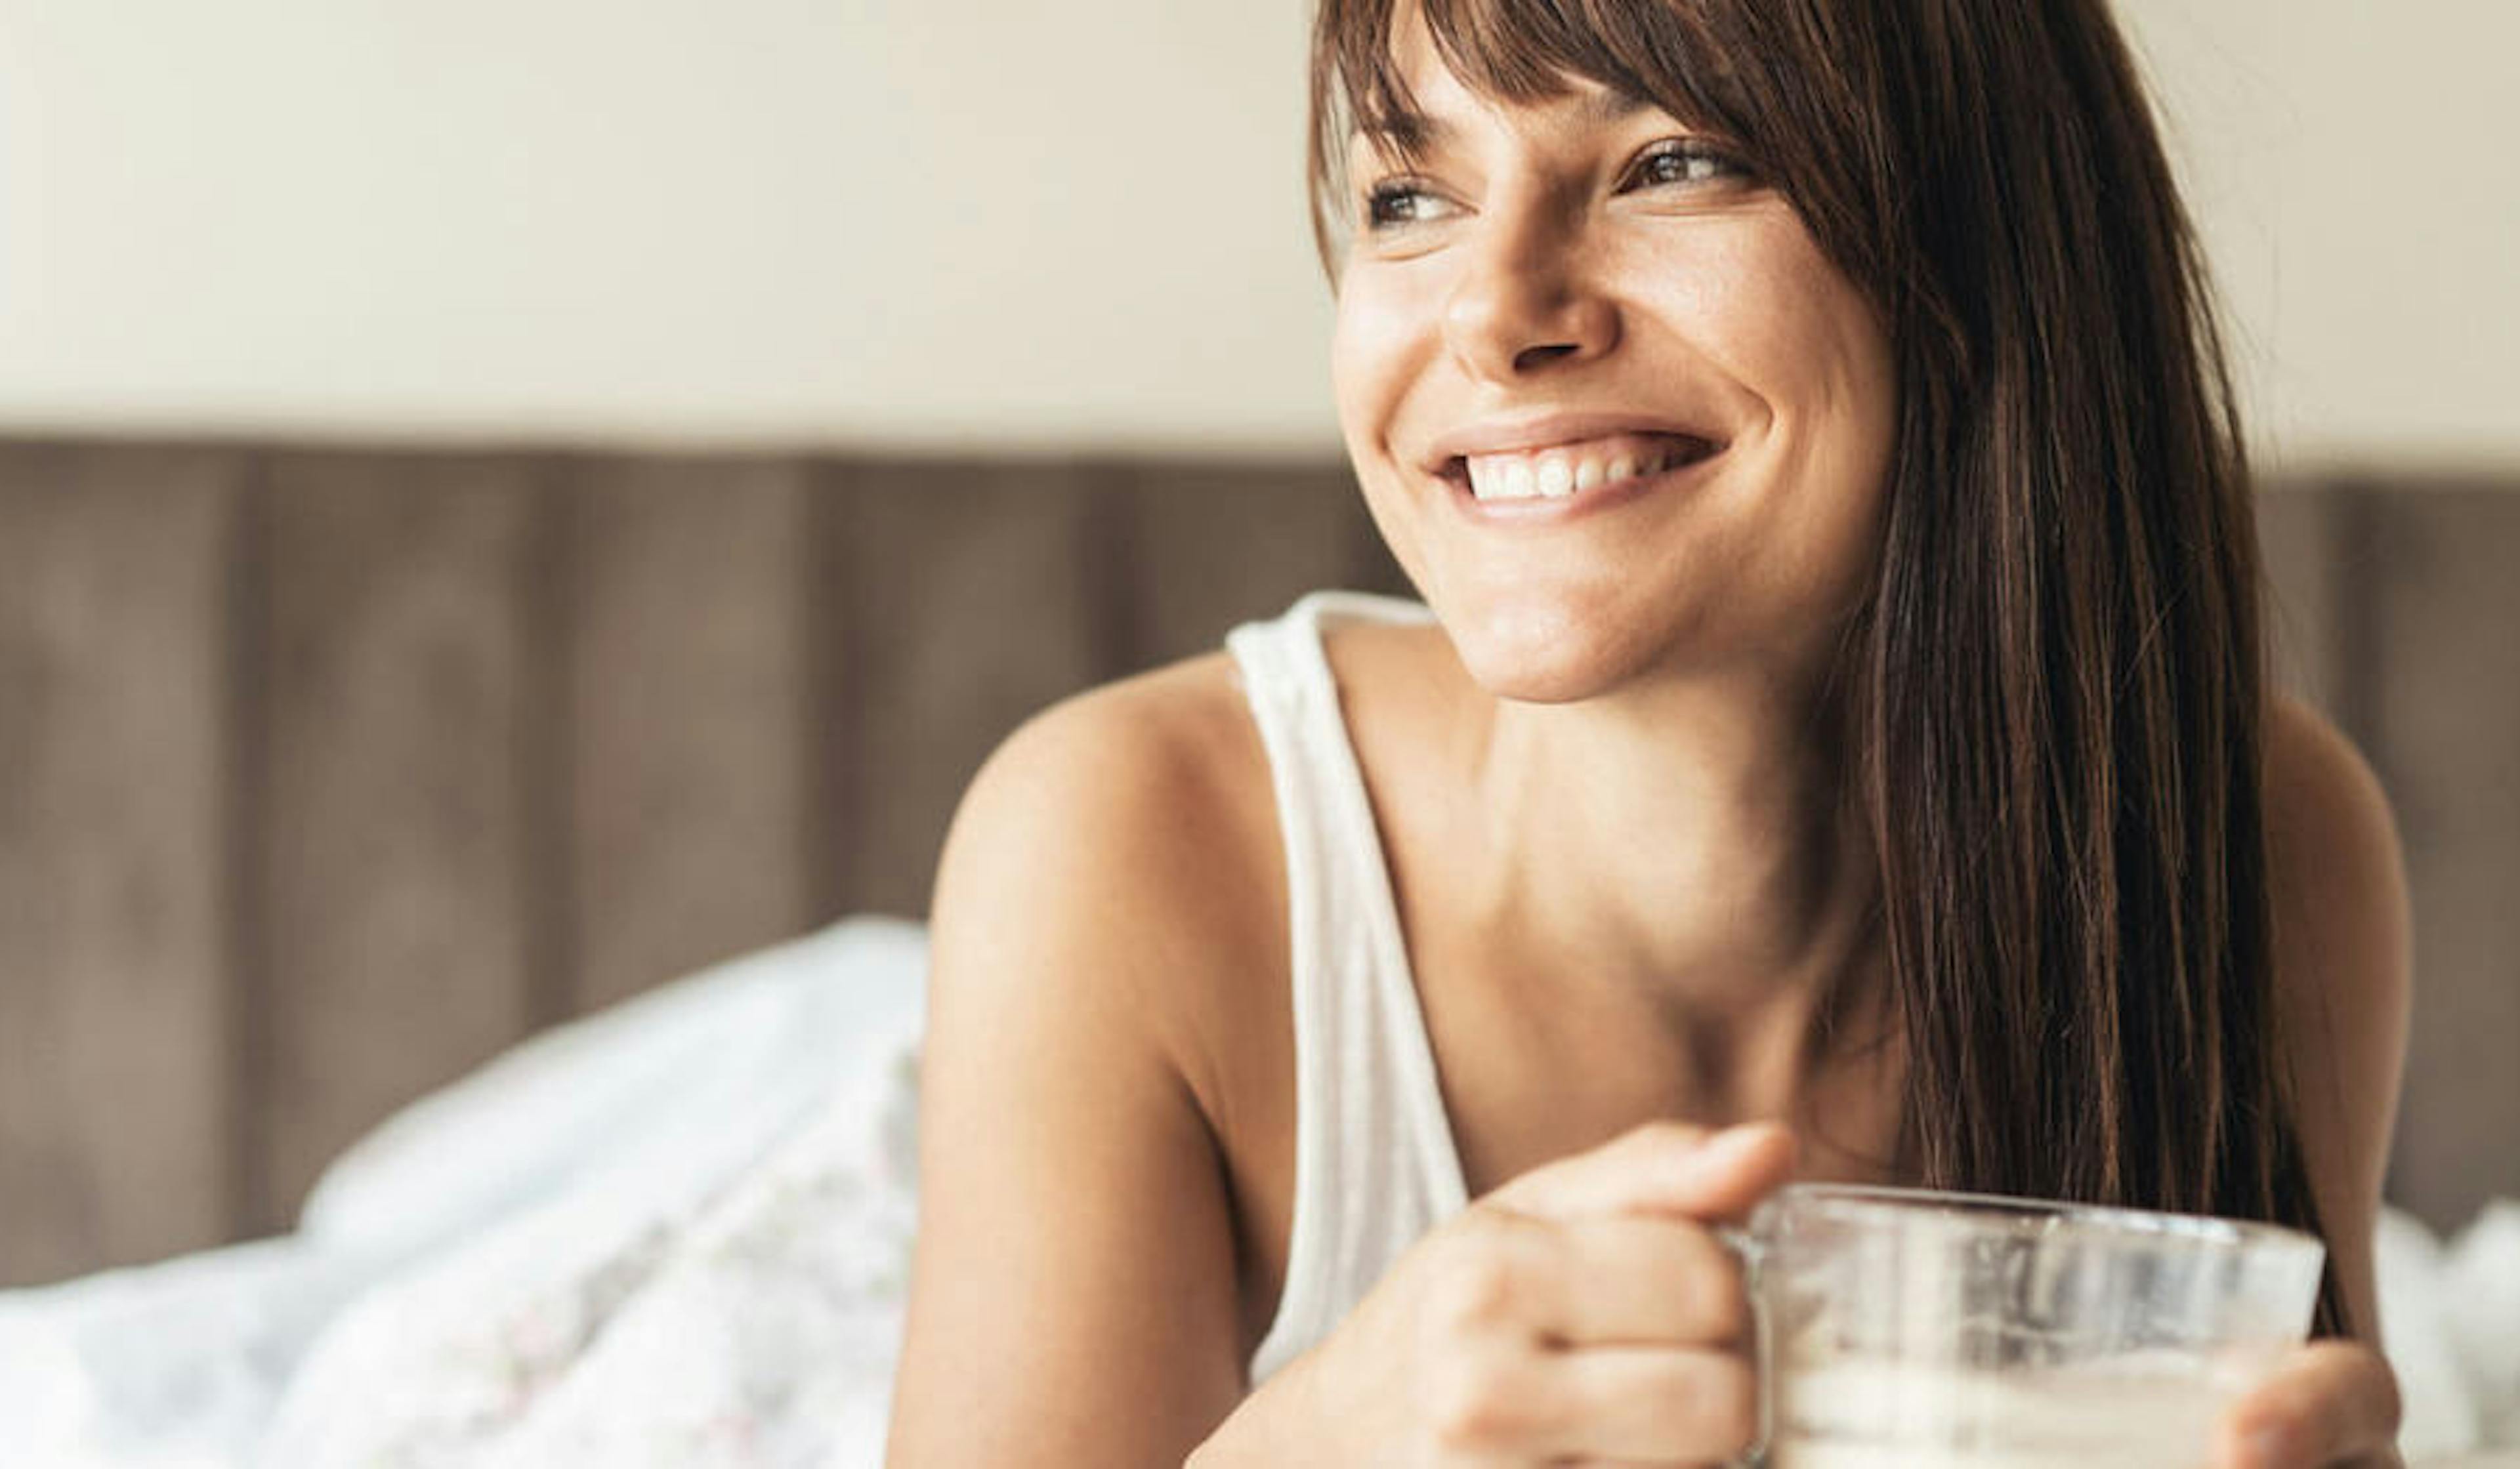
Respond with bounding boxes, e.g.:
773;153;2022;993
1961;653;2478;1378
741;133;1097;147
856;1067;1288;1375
1200;1121;1796;1467
2216;1340;2405;1469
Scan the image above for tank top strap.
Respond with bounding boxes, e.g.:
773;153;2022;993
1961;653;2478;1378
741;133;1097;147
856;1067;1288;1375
1226;591;1471;1386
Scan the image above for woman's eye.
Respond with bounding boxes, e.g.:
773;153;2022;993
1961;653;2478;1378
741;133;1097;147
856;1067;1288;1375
1624;138;1750;192
1363;180;1457;230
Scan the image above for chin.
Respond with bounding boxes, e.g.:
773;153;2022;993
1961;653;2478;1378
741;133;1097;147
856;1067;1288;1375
1434;590;1675;705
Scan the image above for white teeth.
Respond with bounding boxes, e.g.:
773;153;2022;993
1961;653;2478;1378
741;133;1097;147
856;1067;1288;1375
1461;436;1701;502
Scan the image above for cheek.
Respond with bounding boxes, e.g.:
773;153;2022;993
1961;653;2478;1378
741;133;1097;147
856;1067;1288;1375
1330;269;1446;585
1631;219;1899;631
1330;270;1431;453
1690;224;1896;495
1673;222;1895;440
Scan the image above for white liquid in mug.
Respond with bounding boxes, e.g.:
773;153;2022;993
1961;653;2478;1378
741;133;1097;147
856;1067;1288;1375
1763;1356;2267;1469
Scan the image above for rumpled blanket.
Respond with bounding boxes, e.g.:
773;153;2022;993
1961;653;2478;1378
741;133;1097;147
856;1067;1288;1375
0;918;927;1469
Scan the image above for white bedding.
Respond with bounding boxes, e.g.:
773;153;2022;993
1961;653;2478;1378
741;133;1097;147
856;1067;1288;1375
0;918;925;1469
2;917;2513;1468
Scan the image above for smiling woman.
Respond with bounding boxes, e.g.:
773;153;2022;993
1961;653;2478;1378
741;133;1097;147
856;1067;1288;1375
1325;6;1898;705
883;0;2414;1465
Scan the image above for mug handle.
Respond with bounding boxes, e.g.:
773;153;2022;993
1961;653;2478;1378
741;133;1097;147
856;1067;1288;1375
1715;1224;1774;1469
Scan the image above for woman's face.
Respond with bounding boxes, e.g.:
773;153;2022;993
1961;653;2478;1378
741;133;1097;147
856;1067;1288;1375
1331;20;1899;703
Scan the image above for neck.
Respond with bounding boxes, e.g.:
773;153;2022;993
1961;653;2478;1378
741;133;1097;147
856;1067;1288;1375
1458;657;1881;1028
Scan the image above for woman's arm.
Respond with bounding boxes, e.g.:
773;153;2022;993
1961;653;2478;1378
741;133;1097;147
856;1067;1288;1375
2220;697;2415;1468
885;676;1266;1466
2265;696;2414;1348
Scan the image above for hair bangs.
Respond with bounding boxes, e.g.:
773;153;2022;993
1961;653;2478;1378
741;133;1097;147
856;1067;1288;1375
1308;0;1762;273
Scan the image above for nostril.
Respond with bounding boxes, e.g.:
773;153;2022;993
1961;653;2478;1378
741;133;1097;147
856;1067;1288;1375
1510;342;1583;373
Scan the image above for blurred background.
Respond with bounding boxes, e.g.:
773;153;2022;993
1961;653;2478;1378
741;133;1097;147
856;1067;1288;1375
2;0;2515;1289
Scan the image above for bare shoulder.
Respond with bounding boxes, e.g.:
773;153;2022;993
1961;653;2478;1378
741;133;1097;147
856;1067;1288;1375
928;650;1286;1097
892;654;1287;1463
2262;695;2412;1035
2261;695;2414;1339
944;653;1270;886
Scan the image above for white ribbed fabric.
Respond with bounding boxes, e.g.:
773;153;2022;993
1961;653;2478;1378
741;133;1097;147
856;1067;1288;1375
1228;591;1473;1386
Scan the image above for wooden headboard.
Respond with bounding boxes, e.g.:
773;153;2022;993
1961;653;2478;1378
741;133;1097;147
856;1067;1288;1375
3;440;2513;1286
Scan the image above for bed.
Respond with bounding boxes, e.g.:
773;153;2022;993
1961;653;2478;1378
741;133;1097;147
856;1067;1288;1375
3;440;2516;1463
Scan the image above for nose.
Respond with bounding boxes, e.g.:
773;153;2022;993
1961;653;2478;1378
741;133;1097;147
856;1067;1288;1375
1441;194;1620;382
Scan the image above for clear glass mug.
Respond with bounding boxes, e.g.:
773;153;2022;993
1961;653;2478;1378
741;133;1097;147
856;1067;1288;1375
1722;1185;2329;1468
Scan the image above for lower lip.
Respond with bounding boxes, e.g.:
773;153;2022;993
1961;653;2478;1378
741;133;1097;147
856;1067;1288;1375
1446;449;1721;524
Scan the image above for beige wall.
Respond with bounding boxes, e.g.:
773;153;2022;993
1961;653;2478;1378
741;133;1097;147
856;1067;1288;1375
2118;0;2520;474
1;2;2512;464
0;2;1335;455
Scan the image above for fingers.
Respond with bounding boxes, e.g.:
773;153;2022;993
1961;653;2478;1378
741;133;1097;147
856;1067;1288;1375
2218;1341;2403;1468
1419;1212;1748;1353
1487;1121;1798;1226
1534;1214;1752;1348
1418;1340;1754;1466
1524;1344;1759;1465
1403;1123;1789;1465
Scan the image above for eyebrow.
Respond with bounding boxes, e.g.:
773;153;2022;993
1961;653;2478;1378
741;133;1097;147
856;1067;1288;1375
1353;85;1655;155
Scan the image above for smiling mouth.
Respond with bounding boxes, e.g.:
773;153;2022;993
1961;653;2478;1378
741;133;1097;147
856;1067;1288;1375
1437;431;1720;503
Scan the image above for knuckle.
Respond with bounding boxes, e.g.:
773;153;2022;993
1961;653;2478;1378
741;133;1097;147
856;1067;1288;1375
1426;1221;1541;1333
1421;1352;1532;1451
1439;1254;1520;1332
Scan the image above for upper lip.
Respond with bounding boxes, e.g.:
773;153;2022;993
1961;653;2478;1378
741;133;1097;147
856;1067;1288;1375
1419;411;1727;474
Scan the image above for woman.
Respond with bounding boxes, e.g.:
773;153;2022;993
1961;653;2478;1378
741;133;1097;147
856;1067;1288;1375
887;0;2412;1462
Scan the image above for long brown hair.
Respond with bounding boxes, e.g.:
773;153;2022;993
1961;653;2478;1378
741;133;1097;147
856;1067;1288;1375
1308;0;2343;1333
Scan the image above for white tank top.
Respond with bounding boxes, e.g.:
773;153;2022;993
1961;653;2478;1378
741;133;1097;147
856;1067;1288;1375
1227;590;1473;1386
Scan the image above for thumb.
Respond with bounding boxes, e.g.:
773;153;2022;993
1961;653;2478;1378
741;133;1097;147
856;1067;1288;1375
1486;1121;1798;1225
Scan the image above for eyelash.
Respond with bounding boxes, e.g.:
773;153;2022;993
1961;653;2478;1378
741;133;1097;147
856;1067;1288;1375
1362;178;1448;230
1622;136;1751;190
1360;136;1754;233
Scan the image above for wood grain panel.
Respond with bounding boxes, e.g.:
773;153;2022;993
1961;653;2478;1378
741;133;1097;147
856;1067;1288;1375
251;453;548;1231
2359;486;2520;1233
823;462;1107;917
563;457;814;1013
0;445;238;1284
1117;461;1402;672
